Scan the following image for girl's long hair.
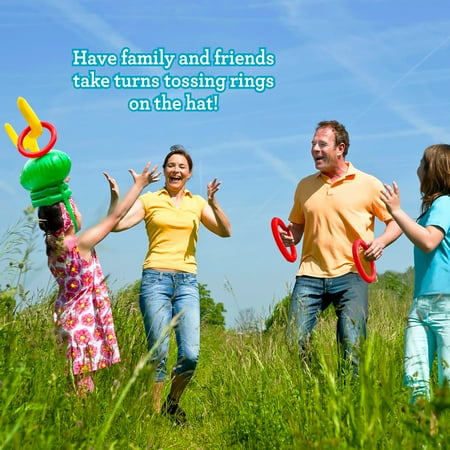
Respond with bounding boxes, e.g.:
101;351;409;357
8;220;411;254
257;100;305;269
420;144;450;215
38;203;65;256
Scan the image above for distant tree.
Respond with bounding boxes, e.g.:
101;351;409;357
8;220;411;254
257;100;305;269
370;267;414;300
199;283;226;328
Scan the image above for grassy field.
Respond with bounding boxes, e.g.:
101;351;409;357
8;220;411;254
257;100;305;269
1;279;449;449
1;214;448;449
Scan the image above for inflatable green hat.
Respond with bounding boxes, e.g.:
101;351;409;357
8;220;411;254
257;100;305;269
5;97;79;233
19;149;78;232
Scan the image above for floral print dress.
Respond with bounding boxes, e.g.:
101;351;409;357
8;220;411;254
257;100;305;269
49;238;120;376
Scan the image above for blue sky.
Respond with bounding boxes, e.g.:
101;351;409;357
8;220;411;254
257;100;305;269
1;0;449;328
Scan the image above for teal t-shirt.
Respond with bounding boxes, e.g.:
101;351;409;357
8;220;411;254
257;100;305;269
414;195;450;297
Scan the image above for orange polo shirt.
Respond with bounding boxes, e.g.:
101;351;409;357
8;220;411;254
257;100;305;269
288;162;392;278
140;188;207;273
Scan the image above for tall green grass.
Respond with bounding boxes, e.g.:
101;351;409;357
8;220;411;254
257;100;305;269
0;218;448;448
1;283;449;449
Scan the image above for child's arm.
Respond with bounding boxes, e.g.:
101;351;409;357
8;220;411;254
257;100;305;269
76;163;160;255
103;172;119;216
103;171;146;232
381;182;445;253
111;198;146;232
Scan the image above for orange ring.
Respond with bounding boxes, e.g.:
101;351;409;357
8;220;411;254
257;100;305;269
17;121;57;158
352;239;376;283
271;217;297;263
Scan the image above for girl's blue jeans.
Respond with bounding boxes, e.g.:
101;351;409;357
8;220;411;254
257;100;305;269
139;269;200;382
287;273;368;371
404;294;450;404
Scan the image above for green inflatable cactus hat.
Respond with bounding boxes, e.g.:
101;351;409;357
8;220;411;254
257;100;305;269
5;97;78;232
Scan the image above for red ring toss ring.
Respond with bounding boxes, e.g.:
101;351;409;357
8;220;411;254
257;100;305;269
17;121;57;158
352;239;377;283
271;217;297;263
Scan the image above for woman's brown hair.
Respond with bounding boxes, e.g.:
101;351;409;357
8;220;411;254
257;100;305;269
162;144;193;171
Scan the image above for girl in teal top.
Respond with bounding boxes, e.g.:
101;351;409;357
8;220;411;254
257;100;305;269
381;144;450;406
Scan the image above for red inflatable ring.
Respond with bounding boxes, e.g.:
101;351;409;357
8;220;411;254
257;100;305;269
352;239;376;283
17;121;57;158
271;217;297;263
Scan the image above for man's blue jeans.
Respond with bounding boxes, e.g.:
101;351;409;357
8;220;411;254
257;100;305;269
139;269;200;382
404;294;450;404
287;273;368;371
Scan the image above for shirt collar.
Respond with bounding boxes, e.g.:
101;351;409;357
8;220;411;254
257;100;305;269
317;161;356;182
158;187;193;197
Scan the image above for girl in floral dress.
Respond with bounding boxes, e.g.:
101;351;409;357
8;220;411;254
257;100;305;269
37;163;160;395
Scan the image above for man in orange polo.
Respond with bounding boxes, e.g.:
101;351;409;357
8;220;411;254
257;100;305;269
282;120;401;373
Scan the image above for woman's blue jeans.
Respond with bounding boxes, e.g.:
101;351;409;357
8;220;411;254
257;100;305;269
139;269;200;382
404;294;450;404
287;273;368;371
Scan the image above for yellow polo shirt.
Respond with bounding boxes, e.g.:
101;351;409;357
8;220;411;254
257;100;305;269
140;189;207;273
288;162;392;278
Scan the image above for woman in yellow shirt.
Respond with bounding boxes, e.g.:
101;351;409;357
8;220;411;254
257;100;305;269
113;145;231;423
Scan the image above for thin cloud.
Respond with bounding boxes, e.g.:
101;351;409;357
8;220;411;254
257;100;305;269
0;181;16;195
330;44;450;141
43;0;134;50
253;147;298;185
332;33;450;135
276;0;450;141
